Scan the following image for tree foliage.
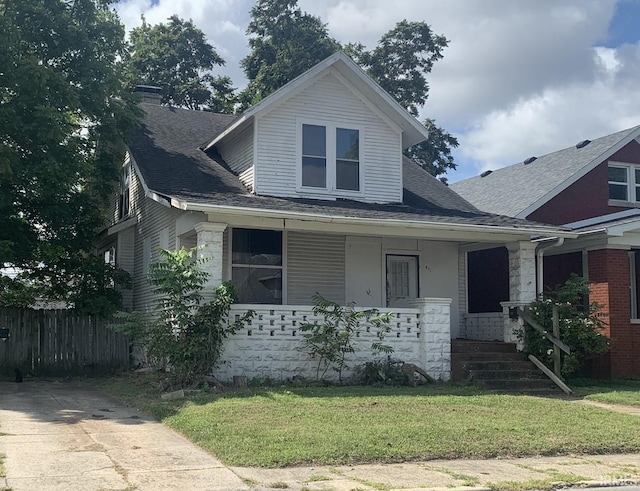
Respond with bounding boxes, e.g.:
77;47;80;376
523;275;609;377
240;0;340;108
0;0;140;314
241;0;458;178
128;15;236;112
112;247;253;387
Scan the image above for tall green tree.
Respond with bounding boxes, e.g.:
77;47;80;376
240;0;340;107
241;0;458;179
0;0;139;314
128;15;236;112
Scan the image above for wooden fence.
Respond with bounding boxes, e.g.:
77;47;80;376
0;308;129;376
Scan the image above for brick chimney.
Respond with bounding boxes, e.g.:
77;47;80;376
133;85;162;104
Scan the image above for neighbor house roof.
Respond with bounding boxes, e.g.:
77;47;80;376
451;125;640;218
128;103;570;238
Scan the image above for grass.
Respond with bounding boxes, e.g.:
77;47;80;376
567;378;640;407
96;374;640;468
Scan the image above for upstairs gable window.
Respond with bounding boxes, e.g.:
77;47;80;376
609;163;640;203
299;121;362;193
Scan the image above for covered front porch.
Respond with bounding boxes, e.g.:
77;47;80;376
175;208;566;382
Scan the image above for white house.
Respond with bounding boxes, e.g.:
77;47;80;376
102;52;570;382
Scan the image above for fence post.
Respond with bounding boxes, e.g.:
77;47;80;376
552;304;560;377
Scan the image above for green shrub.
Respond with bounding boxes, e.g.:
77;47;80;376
299;293;394;382
358;359;411;386
111;247;252;387
523;275;609;377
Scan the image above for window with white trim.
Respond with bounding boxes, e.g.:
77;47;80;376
119;161;131;219
299;122;362;193
231;228;283;304
609;163;640;202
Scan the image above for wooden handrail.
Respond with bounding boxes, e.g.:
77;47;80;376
528;355;572;395
517;308;571;355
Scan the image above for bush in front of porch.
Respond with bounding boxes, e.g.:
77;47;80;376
110;247;253;388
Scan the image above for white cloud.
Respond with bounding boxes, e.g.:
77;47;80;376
455;37;640;179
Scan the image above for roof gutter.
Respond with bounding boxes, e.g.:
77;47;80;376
179;200;578;239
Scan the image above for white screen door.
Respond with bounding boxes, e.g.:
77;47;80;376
386;255;418;307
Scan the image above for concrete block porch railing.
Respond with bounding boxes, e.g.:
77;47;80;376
216;298;452;383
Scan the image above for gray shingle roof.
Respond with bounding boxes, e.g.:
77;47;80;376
129;104;563;232
451;125;640;217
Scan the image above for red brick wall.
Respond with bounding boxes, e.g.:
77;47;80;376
528;140;640;225
587;249;640;377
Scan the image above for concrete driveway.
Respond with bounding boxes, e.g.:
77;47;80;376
0;381;248;491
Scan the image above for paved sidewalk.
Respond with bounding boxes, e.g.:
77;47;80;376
1;380;639;491
231;453;640;490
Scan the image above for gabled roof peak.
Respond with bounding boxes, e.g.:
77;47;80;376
203;51;429;151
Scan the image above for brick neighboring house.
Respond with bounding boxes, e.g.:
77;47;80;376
99;52;568;383
452;125;640;377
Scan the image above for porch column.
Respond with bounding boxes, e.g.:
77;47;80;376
194;222;227;299
502;241;537;346
408;297;452;380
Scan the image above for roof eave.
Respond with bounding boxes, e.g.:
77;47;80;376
178;200;575;239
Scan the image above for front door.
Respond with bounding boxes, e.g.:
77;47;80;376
386;255;418;307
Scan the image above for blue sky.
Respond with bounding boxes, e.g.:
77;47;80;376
116;0;640;182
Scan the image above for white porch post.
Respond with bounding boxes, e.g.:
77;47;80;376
408;297;452;380
194;222;227;300
502;241;537;347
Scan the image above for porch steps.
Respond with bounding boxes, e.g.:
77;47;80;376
452;340;558;393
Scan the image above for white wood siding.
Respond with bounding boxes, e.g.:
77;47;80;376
238;167;254;192
287;232;345;305
217;122;254;175
255;72;403;203
116;227;135;311
130;170;183;313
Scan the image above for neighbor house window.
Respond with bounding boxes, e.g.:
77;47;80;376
231;228;283;304
609;163;640;202
299;122;362;192
119;161;131;219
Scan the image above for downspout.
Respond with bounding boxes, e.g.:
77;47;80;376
536;238;565;296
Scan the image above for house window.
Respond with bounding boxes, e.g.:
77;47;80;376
231;228;283;304
336;128;360;191
299;122;362;193
302;124;327;188
609;163;640;202
119;161;131;219
103;245;116;266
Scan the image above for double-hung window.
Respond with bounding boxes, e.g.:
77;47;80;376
300;121;362;193
609;162;640;203
231;229;283;304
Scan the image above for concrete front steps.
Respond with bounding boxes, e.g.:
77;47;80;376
451;340;558;393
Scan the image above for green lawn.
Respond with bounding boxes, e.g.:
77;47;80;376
97;375;640;468
570;378;640;407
